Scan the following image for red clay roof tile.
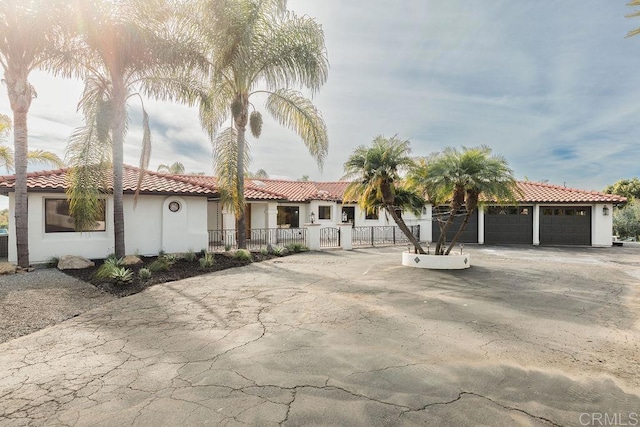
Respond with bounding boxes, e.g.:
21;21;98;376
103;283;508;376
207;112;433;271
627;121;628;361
0;166;626;204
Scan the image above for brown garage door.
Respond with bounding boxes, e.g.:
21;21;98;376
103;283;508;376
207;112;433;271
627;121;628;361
540;207;591;246
484;206;533;244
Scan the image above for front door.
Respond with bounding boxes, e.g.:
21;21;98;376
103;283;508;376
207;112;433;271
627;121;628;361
342;206;355;226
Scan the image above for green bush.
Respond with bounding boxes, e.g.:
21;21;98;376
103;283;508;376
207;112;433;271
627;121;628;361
614;200;640;240
148;258;170;272
233;249;252;261
199;252;215;269
183;249;197;262
260;248;269;256
112;267;133;284
224;244;232;252
95;257;125;279
138;268;152;280
46;256;60;268
285;243;309;253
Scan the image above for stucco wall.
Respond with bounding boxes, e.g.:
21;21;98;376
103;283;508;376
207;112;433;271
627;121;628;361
592;203;614;247
8;192;208;263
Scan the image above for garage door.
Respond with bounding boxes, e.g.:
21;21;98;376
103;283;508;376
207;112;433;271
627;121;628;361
484;206;533;244
540;207;591;245
432;208;478;244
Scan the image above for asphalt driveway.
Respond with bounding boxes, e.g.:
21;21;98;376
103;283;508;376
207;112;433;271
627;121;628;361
1;246;639;426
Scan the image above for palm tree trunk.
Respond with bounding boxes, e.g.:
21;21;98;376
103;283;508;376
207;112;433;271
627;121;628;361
435;204;458;255
111;78;127;258
234;96;249;250
444;207;474;255
7;71;33;268
235;127;246;250
13;108;29;268
386;206;425;254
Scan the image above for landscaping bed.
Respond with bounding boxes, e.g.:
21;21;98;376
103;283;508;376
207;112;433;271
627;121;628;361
62;250;282;298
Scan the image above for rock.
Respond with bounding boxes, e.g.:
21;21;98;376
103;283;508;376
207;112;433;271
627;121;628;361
266;244;289;256
0;262;17;275
280;248;290;256
57;255;95;270
122;255;143;266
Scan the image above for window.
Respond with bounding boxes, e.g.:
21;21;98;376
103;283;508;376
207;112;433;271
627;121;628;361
277;206;299;228
365;209;379;220
45;199;106;233
318;205;331;220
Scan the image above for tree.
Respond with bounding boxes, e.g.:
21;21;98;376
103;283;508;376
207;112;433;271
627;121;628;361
343;135;426;254
248;169;269;179
0;0;69;267
195;0;329;249
412;146;518;255
63;0;205;257
604;178;640;201
0;113;64;173
157;162;185;174
298;175;310;182
0;208;8;229
613;199;640;240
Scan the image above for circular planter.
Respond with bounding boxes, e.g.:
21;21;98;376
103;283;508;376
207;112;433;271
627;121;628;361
402;251;471;270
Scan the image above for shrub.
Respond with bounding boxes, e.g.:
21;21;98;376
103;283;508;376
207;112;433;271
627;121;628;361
198;248;207;257
46;256;59;268
148;258;170;272
233;249;252;261
199;252;215;269
95;257;125;279
163;253;178;265
285;243;309;253
260;248;269;256
224;244;232;252
138;268;152;280
112;267;133;284
184;249;197;262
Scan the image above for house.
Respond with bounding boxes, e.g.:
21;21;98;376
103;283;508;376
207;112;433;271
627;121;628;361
0;166;626;263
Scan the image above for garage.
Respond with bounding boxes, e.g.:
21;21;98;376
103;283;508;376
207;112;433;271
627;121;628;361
540;207;591;245
432;207;478;244
484;206;533;244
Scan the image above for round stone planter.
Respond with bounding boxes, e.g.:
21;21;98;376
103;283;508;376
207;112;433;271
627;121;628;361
402;251;471;270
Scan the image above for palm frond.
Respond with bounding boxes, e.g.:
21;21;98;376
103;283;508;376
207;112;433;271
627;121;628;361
26;150;65;168
212;127;251;213
0;146;13;173
265;88;328;169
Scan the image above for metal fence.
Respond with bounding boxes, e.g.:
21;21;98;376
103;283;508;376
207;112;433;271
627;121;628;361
352;225;420;247
320;227;340;248
208;228;307;252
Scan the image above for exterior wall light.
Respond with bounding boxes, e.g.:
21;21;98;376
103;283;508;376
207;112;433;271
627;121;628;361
603;206;610;216
310;212;315;224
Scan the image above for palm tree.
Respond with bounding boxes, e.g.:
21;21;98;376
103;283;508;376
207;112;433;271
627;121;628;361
413;146;518;255
248;169;269;179
0;0;69;267
0;113;64;173
343;135;426;254
194;0;329;249
63;0;205;257
157;162;185;174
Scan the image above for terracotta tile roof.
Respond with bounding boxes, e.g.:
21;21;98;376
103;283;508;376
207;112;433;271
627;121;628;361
0;165;217;196
246;179;351;202
0;166;626;204
481;181;627;204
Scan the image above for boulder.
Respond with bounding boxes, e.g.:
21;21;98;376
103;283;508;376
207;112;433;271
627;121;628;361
57;255;95;270
122;255;143;266
0;262;17;275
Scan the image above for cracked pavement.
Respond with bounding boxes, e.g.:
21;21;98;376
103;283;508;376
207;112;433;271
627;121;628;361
1;245;639;426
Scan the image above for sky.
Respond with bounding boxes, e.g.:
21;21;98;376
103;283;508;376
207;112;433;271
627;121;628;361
2;0;640;210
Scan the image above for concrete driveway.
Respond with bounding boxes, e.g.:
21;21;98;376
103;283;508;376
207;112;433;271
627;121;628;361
1;246;639;426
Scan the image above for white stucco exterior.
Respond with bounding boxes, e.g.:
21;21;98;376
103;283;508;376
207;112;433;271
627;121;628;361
7;192;208;263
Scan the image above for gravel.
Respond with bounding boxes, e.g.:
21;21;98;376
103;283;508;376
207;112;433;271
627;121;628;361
0;268;115;344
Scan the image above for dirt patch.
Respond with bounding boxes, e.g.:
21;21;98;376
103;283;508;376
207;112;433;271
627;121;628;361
62;251;279;297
